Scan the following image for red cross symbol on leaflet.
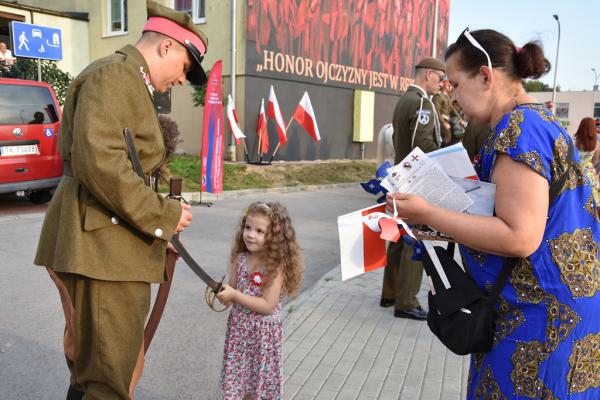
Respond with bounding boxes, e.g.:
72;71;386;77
411;155;419;162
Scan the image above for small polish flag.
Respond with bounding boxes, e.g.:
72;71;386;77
292;91;321;143
338;203;388;281
257;99;269;154
267;85;287;146
226;94;246;145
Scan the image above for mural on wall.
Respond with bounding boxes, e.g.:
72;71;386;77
246;0;450;94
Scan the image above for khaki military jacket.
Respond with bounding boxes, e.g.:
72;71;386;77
392;85;441;164
432;91;452;145
34;45;181;283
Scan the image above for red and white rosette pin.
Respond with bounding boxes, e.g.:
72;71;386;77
249;271;264;287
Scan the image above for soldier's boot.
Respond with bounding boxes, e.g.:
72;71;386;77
66;385;84;400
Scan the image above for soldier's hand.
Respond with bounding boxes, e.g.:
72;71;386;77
175;203;193;233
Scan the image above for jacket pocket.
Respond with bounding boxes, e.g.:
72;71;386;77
83;203;115;231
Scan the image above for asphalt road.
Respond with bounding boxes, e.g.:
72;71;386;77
0;185;374;399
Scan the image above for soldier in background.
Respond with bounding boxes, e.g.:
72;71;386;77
381;57;445;320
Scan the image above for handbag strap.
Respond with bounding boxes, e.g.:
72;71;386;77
487;135;575;302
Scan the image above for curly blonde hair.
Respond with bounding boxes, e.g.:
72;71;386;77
230;201;304;297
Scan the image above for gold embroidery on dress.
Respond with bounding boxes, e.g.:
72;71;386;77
464;246;486;266
494;109;525;153
493;297;524;345
567;333;600;393
583;194;600;222
509;259;580;397
475;367;509;400
549;228;600;298
515;150;548;179
511;341;557;399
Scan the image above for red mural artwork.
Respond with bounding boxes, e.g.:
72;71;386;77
246;0;450;93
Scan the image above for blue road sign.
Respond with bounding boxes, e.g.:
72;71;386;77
10;21;63;61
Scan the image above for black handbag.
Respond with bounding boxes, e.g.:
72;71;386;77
422;138;574;355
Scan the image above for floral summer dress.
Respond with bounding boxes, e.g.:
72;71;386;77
578;148;599;205
220;253;283;400
461;104;600;399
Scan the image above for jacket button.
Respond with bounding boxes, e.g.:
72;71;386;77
111;216;119;225
154;228;163;238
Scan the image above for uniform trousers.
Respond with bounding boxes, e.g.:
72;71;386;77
381;239;424;311
50;270;150;400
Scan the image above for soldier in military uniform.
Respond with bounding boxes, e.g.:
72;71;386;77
432;78;453;146
381;57;445;320
34;2;207;399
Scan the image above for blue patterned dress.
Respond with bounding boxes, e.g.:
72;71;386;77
461;104;600;399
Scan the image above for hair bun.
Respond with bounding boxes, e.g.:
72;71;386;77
515;41;551;79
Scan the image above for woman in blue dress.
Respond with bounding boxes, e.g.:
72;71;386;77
387;28;600;399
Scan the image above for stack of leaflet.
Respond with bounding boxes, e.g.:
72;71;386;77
380;143;495;217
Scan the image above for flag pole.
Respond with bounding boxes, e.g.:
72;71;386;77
241;139;250;163
268;118;292;163
268;143;280;163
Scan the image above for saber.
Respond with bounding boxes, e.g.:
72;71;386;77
123;128;228;312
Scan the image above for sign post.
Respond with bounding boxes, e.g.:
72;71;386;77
10;21;63;81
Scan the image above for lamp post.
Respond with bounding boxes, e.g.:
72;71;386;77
592;68;599;91
551;14;560;105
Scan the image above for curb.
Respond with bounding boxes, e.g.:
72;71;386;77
180;182;359;203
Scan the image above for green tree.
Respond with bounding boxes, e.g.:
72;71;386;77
7;59;73;106
524;79;560;93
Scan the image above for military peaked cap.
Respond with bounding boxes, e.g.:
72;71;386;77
415;57;445;73
144;1;209;85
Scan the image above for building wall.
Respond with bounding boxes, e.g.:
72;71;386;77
0;3;89;77
530;91;599;135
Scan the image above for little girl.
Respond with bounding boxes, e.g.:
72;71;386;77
217;201;304;400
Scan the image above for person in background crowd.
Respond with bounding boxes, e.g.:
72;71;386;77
387;28;600;399
381;57;445;320
0;41;16;65
575;117;599;206
433;78;454;146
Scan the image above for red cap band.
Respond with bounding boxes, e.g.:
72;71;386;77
143;17;206;55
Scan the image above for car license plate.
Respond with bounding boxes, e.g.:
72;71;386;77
0;144;39;156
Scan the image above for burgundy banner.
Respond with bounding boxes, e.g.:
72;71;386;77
246;0;450;94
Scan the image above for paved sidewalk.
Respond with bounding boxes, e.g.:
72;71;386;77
281;268;470;400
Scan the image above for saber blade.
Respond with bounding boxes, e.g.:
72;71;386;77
170;235;221;291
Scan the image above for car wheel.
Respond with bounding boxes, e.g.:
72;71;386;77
29;189;53;204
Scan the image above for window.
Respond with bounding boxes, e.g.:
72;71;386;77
0;84;59;124
555;102;569;120
107;0;128;34
594;103;600;119
174;0;205;23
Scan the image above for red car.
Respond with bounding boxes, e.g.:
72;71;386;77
0;78;63;203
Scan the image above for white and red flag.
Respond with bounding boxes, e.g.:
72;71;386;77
267;85;287;146
338;204;388;281
257;98;269;154
292;91;321;143
226;94;246;145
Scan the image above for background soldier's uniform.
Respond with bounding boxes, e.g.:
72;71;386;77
432;91;452;146
383;85;441;313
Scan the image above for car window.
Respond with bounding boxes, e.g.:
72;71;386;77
0;84;59;125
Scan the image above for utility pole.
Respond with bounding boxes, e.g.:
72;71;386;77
551;14;560;105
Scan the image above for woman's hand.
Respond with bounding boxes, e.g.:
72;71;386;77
386;192;434;225
216;283;238;306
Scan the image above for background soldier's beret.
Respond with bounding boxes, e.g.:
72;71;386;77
415;57;446;73
144;1;209;85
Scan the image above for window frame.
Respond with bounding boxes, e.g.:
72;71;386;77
106;0;128;35
172;0;206;24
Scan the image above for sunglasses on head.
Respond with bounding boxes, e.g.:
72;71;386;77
459;27;492;71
